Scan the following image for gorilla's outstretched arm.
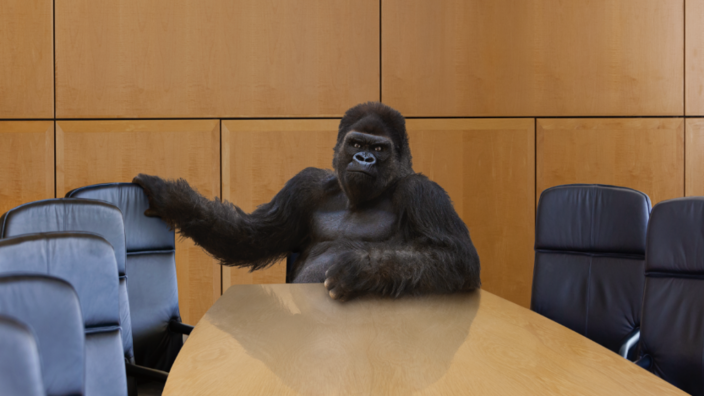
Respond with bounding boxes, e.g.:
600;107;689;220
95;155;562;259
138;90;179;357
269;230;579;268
324;175;480;300
133;168;332;270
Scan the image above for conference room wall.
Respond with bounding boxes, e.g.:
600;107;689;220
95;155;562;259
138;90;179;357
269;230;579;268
0;0;53;118
53;0;380;118
0;0;699;321
537;118;685;206
54;120;222;325
0;122;54;214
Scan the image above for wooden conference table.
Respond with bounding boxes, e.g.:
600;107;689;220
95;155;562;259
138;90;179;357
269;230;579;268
163;284;684;395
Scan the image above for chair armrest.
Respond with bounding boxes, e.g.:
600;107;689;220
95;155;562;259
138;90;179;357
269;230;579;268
169;319;194;335
635;355;652;370
125;362;169;382
618;328;640;359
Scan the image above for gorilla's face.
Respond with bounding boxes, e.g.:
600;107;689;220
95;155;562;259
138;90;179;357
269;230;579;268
335;130;399;207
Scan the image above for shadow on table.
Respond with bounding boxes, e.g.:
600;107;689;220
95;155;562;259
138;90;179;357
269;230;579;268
208;284;480;395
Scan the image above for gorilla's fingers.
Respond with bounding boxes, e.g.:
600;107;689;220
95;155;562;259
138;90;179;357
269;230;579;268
132;173;167;218
323;278;333;290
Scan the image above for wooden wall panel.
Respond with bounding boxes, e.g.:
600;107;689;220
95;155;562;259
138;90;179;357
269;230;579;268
407;119;535;308
686;119;704;196
221;120;338;289
55;120;221;325
382;0;683;117
0;122;54;214
0;0;53;118
55;0;379;118
537;118;684;205
687;0;704;115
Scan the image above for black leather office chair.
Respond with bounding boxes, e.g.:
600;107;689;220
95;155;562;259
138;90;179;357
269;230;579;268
532;184;650;354
0;200;135;378
636;197;704;396
0;275;85;396
0;233;127;396
66;183;192;372
0;315;45;396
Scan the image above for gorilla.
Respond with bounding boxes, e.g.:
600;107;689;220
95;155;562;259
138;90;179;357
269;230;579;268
133;102;480;301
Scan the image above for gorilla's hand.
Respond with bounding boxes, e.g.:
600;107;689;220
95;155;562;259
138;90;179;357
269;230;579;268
132;173;168;218
324;250;369;302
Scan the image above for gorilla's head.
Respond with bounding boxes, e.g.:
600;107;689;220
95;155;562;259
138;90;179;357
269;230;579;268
333;102;414;207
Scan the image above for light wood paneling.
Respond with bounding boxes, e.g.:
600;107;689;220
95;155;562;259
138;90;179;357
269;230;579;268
221;120;339;289
537;118;684;205
55;120;221;325
0;122;54;214
408;119;535;308
164;285;686;396
686;118;704;196
687;0;704;115
55;0;379;118
0;0;53;118
383;0;683;117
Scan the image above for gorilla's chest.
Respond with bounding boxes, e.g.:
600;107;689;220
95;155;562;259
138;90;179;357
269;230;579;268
312;200;397;242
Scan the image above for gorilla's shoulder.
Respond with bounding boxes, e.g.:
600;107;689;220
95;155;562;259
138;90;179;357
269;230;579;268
285;167;340;197
394;173;450;199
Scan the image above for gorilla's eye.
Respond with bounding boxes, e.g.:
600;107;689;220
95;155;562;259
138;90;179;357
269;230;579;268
374;146;383;152
353;143;361;149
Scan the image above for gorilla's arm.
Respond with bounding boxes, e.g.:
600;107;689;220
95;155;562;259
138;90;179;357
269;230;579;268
324;174;480;300
133;168;333;270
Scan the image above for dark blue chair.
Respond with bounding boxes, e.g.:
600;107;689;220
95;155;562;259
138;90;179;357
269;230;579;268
66;183;191;373
0;314;45;396
0;275;85;396
636;197;704;396
0;233;127;396
0;199;134;369
531;184;650;354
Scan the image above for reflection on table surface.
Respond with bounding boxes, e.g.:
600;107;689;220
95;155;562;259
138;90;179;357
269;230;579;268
164;284;684;396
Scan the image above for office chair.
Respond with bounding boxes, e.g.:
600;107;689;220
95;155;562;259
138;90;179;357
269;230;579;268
636;197;704;396
67;183;192;373
0;275;85;396
0;315;45;396
532;184;650;355
0;233;127;396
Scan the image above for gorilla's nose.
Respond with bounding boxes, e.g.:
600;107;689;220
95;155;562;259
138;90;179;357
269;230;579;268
353;152;376;165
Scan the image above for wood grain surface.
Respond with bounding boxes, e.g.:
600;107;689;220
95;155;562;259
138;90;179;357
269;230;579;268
686;0;704;115
221;120;338;287
537;118;684;205
163;284;685;396
54;0;379;118
55;120;221;325
0;0;53;118
0;121;54;214
407;119;535;308
382;0;683;117
686;118;704;196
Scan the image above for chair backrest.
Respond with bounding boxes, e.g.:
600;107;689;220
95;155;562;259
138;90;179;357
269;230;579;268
0;315;46;396
0;275;84;396
67;183;181;371
532;184;650;352
0;233;127;396
0;199;134;364
640;197;704;396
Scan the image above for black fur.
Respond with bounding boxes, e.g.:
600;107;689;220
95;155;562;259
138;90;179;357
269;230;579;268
133;102;480;301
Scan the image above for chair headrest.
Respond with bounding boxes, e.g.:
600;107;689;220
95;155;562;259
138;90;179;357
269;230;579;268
0;275;84;396
0;315;45;396
536;184;651;254
1;198;126;274
0;232;120;327
67;183;175;252
646;197;704;273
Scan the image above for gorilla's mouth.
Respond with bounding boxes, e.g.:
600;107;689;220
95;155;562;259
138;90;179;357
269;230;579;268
347;169;375;178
